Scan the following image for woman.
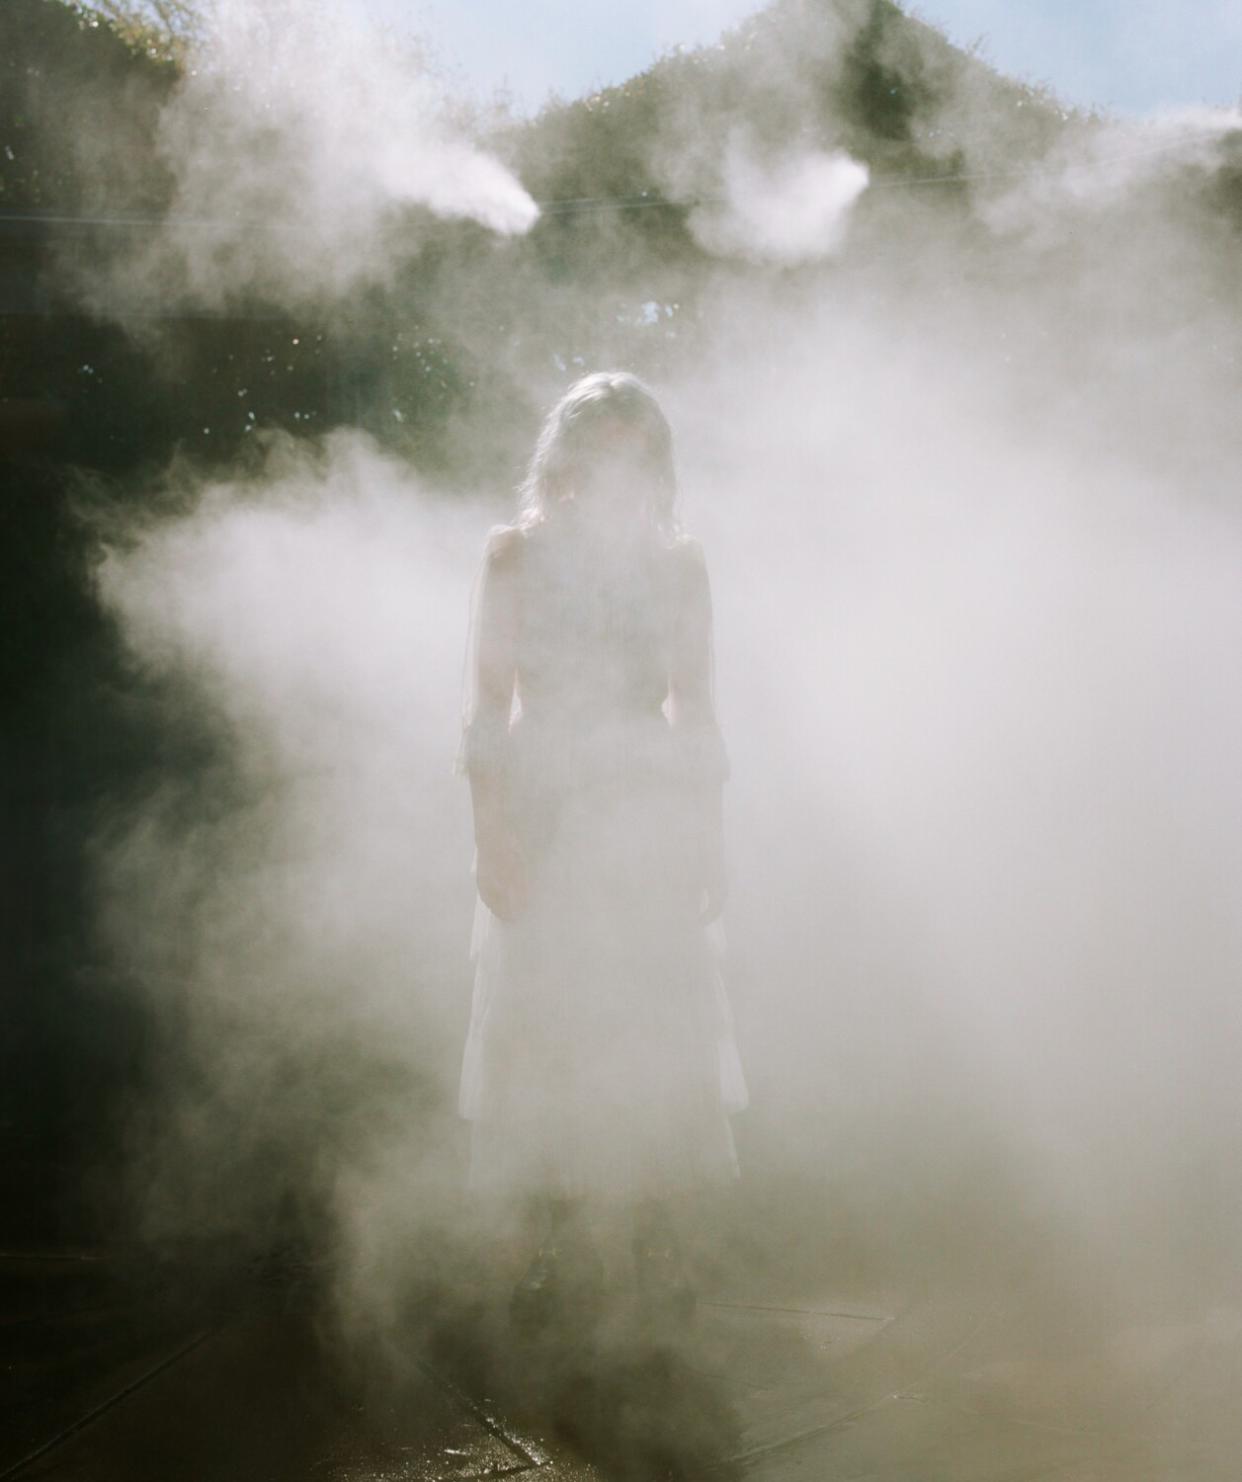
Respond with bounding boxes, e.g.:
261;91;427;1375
457;371;747;1328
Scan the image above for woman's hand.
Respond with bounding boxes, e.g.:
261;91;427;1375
476;827;530;922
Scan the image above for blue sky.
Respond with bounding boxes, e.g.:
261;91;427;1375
389;0;1241;117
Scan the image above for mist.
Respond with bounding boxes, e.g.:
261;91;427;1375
64;0;537;321
689;132;870;263
59;0;1242;1471
91;433;480;1250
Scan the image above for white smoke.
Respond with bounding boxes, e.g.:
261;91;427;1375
78;0;537;317
981;106;1242;239
72;8;1242;1467
689;129;870;265
92;430;480;1243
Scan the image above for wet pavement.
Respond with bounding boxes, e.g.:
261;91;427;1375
5;1244;1242;1480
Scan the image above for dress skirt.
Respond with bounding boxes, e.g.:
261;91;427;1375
459;712;747;1202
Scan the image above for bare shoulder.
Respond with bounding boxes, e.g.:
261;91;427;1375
666;530;704;557
482;521;526;574
662;532;710;596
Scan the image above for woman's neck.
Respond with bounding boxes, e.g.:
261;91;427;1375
550;502;653;558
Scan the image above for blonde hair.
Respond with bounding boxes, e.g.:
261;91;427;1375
517;371;679;537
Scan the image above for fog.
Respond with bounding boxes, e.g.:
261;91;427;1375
689;133;870;263
66;0;537;321
61;0;1242;1472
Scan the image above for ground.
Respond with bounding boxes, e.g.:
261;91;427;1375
4;1241;1241;1480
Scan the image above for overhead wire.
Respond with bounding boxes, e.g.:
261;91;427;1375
0;121;1235;230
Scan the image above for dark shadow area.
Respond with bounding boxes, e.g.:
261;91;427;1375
420;1278;747;1482
2;1221;743;1481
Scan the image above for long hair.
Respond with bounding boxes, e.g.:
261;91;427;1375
517;371;680;539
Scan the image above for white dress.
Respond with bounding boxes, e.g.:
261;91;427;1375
457;520;747;1202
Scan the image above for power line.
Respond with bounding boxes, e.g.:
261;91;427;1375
539;124;1238;212
0;123;1233;231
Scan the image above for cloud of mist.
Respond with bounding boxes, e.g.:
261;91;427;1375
981;106;1242;238
71;0;537;318
688;131;869;264
76;5;1242;1462
92;431;481;1251
663;146;1242;1362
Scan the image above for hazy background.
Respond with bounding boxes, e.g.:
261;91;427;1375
5;0;1242;1468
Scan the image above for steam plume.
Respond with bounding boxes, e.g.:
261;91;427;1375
689;130;870;264
73;0;537;318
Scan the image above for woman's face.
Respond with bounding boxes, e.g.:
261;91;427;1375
571;415;652;526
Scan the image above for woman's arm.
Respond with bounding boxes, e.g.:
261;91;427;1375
668;539;729;922
462;528;527;920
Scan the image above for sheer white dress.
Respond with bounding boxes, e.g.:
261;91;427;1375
457;518;747;1203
